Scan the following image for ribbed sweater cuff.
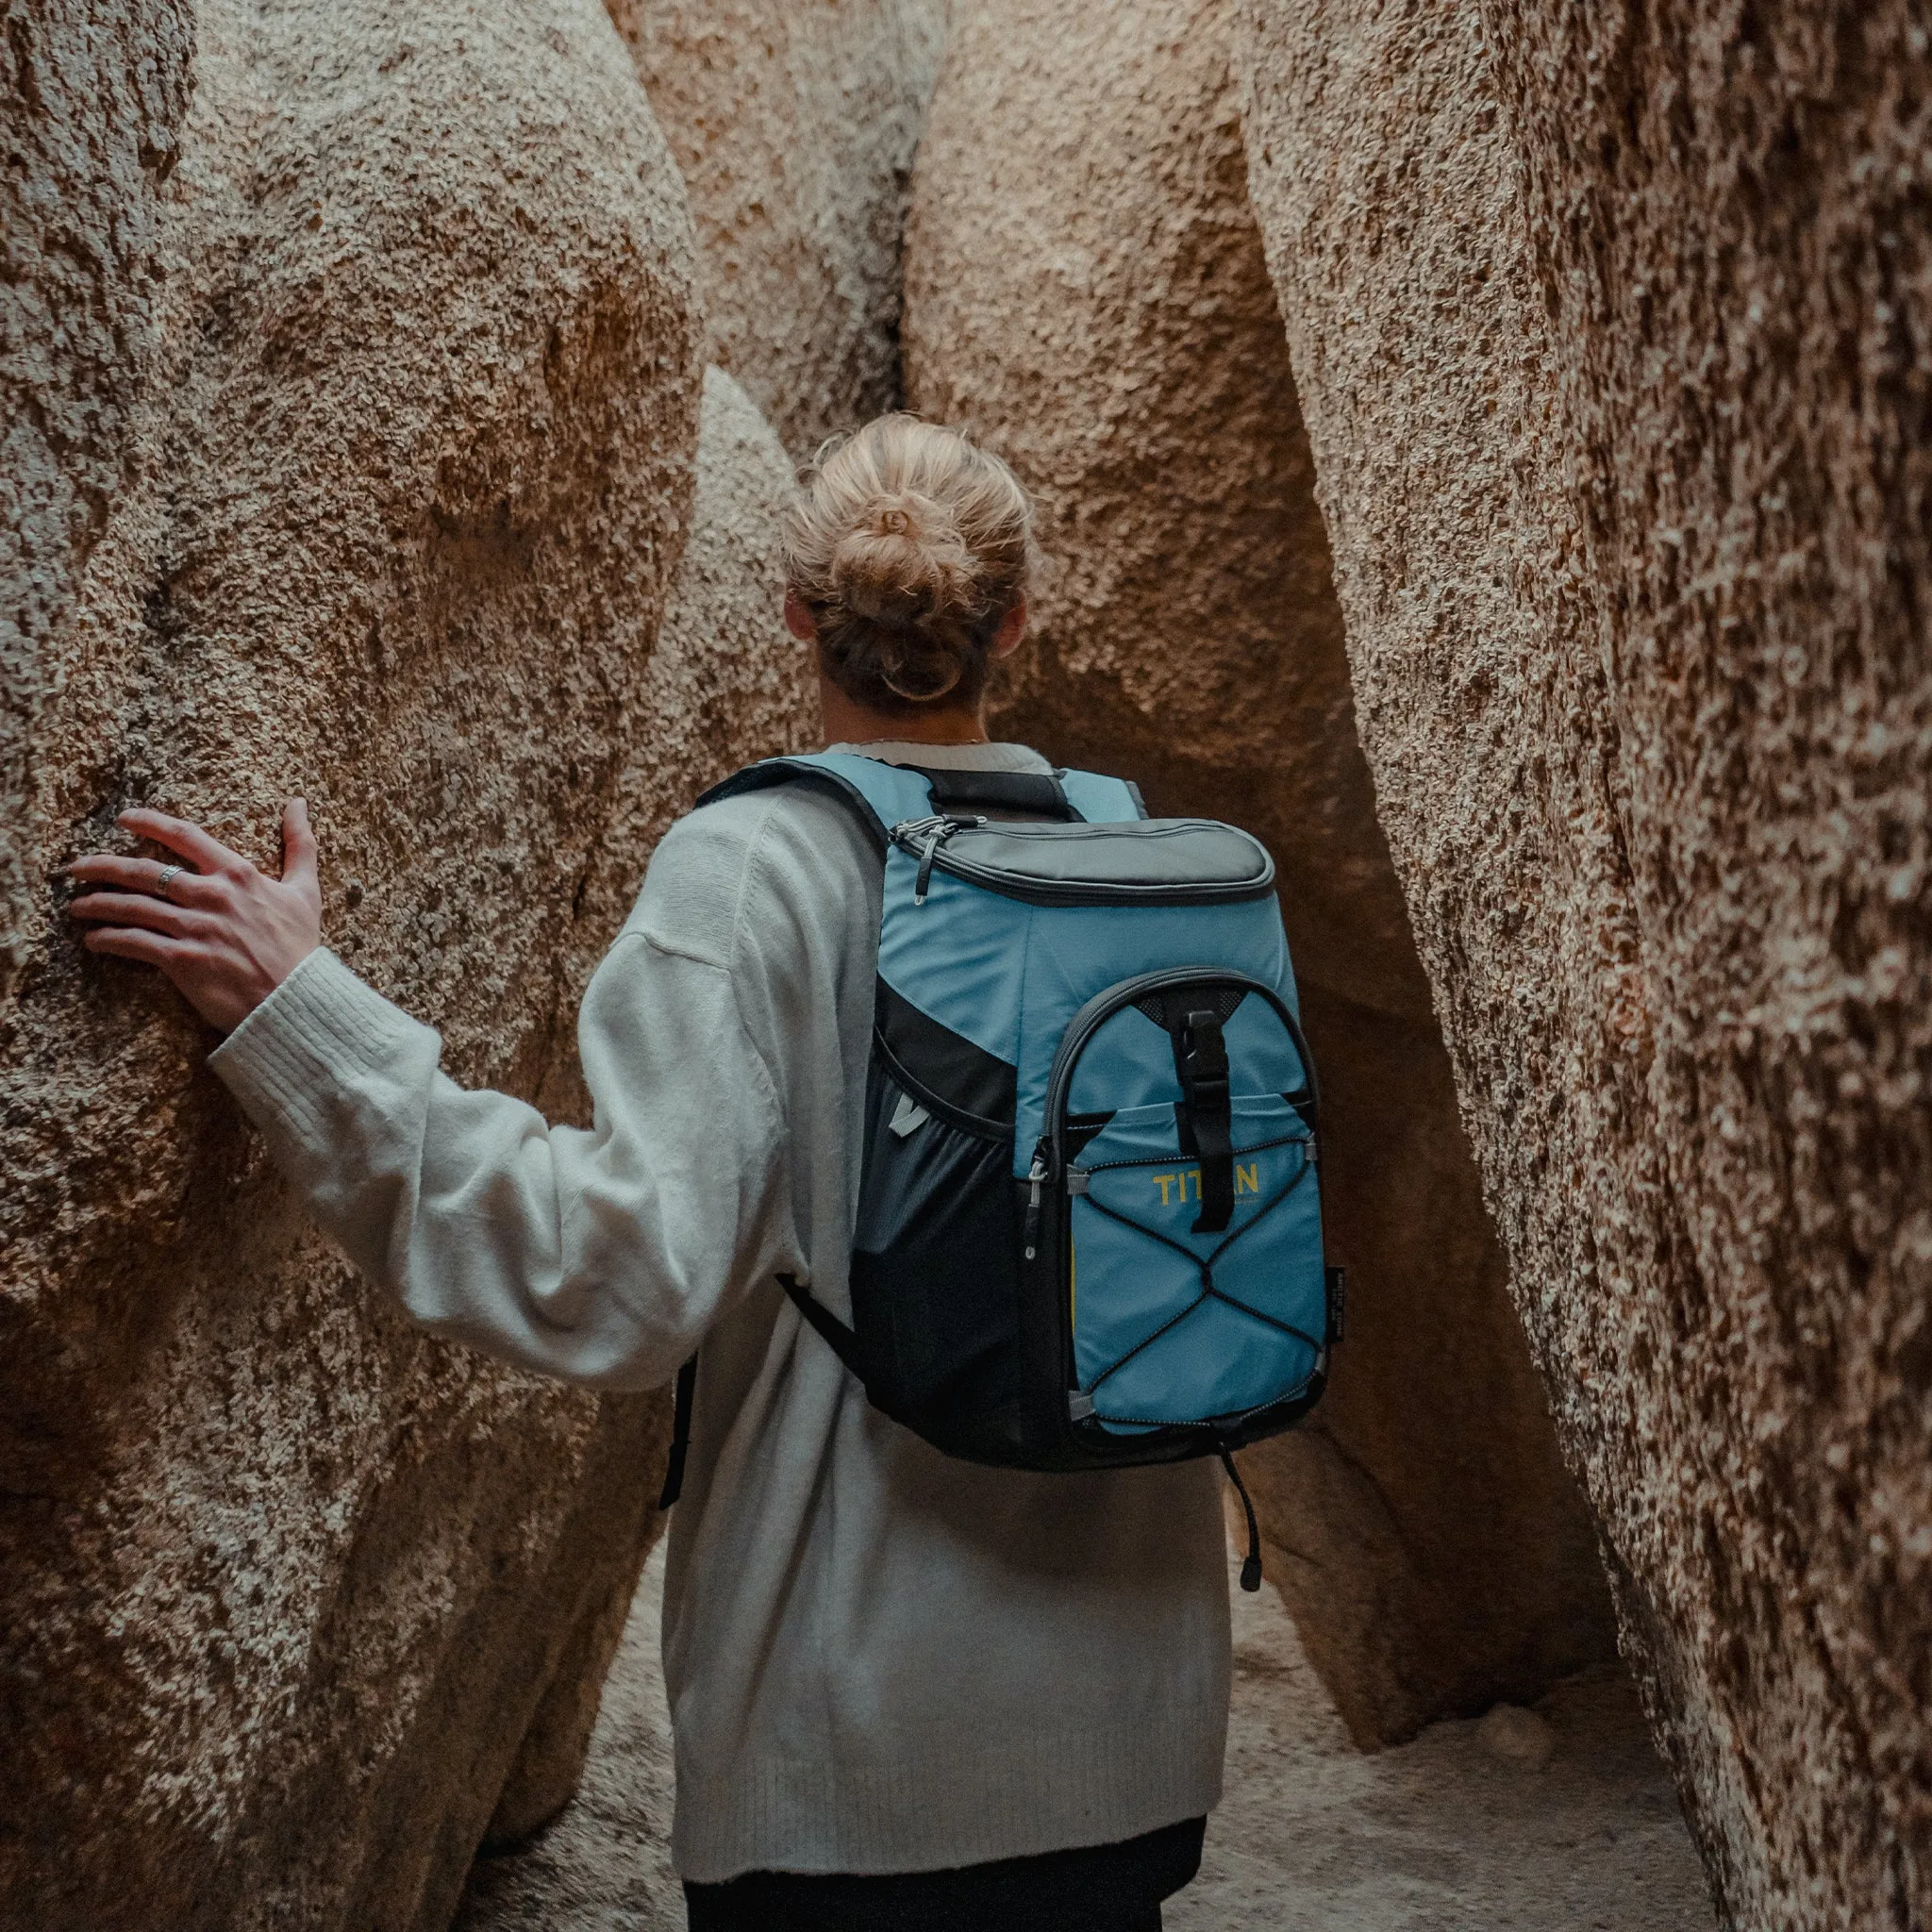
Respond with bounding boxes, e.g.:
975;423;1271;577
208;946;432;1143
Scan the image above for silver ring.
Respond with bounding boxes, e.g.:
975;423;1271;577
156;864;181;902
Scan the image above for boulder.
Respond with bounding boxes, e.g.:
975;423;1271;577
531;363;816;1088
0;2;706;1925
1;0;194;993
904;0;1616;1745
485;361;810;1852
1238;0;1931;1922
608;0;947;455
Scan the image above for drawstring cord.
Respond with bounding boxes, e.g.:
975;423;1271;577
1219;1448;1264;1593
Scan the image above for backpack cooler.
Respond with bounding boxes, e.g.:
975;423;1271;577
660;753;1343;1588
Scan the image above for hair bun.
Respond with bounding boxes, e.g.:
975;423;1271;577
782;414;1034;716
830;491;977;631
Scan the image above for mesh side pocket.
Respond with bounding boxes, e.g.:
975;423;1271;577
849;1066;1023;1444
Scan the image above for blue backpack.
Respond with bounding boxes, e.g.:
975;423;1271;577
660;754;1342;1587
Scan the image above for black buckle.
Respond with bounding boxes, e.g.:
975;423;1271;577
1179;1009;1234;1234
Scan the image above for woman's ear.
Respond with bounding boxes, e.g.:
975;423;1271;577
783;590;817;643
991;594;1028;661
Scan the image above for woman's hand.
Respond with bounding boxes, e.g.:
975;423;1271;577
68;799;322;1033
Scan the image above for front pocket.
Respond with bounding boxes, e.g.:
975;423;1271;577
1069;1096;1324;1430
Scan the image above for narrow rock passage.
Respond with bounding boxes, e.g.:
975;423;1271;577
1175;1570;1716;1931
458;1541;1715;1930
457;1538;681;1929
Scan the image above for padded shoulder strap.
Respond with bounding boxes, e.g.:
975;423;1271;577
696;754;1148;835
1058;768;1147;822
694;752;941;846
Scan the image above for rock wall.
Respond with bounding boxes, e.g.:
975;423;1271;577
1238;0;1931;1924
15;0;1923;1924
609;0;948;455
0;0;194;994
0;1;711;1924
905;0;1615;1745
489;364;813;1849
533;365;816;1078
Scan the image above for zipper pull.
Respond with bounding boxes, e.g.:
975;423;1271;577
1024;1140;1051;1259
908;814;986;905
915;824;946;904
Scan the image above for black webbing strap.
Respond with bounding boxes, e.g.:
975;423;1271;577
1179;1009;1235;1234
779;1273;874;1382
902;765;1082;822
658;1354;698;1509
660;1269;879;1507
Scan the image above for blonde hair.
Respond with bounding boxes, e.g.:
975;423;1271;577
784;414;1032;714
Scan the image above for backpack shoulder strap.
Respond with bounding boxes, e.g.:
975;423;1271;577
694;752;941;847
698;755;1149;832
1058;767;1148;822
657;1353;698;1509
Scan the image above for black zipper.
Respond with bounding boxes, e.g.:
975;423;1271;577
886;819;1274;908
1023;1138;1050;1261
1075;1128;1311;1176
891;814;990;904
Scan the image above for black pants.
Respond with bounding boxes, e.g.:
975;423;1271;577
683;1816;1205;1932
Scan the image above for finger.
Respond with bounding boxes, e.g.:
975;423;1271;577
81;925;199;968
67;891;204;938
66;854;221;905
116;808;248;878
281;797;320;897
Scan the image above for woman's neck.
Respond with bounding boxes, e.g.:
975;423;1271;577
816;675;991;749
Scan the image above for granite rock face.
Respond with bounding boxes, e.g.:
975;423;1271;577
0;0;194;994
0;2;706;1925
905;0;1616;1745
489;364;812;1849
1239;0;1931;1922
610;0;948;455
534;363;817;1070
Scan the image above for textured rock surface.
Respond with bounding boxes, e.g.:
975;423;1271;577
530;363;816;1101
905;0;1615;1744
488;364;811;1849
1;0;193;992
0;2;704;1925
609;0;947;455
1239;0;1931;1923
457;1543;683;1930
459;1539;1714;1931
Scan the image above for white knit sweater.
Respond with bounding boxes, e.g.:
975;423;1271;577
209;741;1229;1883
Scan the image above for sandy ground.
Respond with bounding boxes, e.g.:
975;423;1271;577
458;1540;1717;1931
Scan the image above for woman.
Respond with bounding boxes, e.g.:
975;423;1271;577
69;416;1230;1931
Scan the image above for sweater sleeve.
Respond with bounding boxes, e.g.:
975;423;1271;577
207;808;799;1390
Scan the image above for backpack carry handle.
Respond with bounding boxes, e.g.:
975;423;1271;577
695;753;1148;847
903;765;1083;821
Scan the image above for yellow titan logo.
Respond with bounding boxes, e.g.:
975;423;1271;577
1152;1164;1259;1206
